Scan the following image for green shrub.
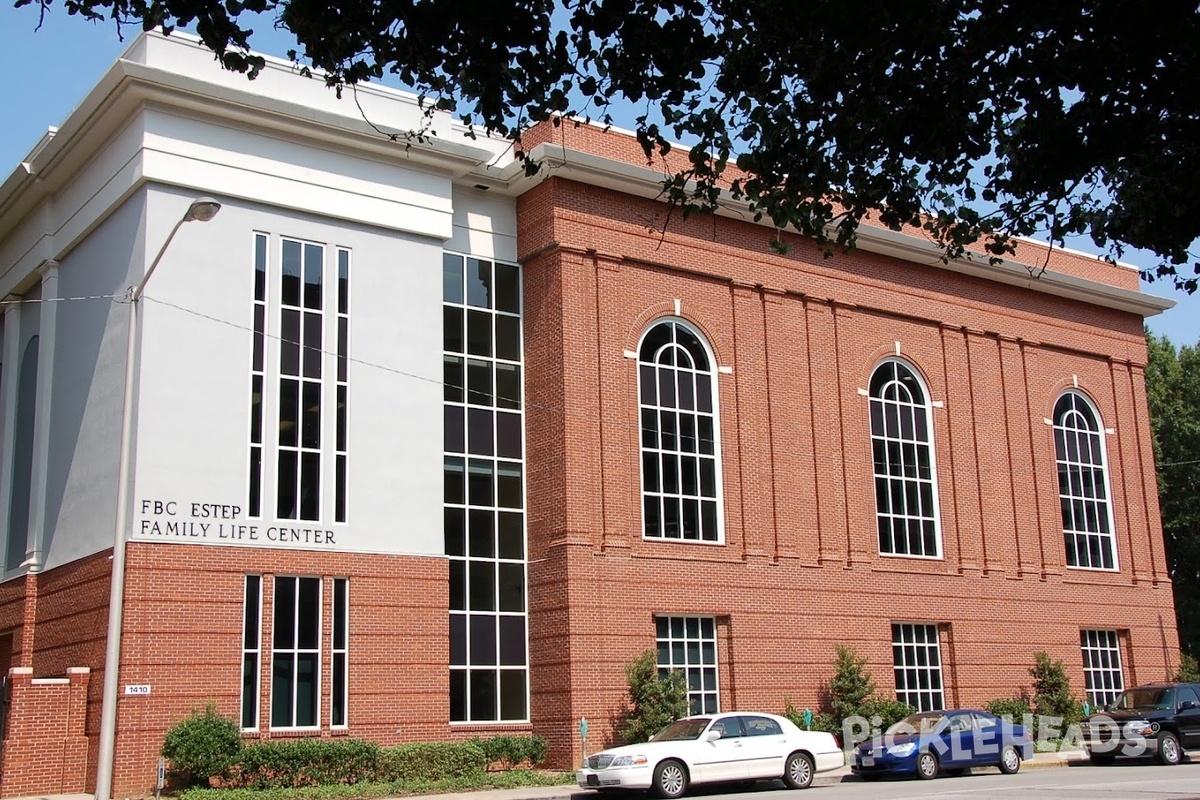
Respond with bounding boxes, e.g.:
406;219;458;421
468;735;548;768
859;697;915;729
827;645;875;730
376;741;487;783
229;739;381;789
622;650;690;744
1173;652;1200;682
160;705;243;787
781;699;837;733
1030;651;1082;727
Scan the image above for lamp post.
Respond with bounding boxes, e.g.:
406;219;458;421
95;197;222;800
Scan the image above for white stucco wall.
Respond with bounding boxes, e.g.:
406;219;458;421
0;31;521;567
131;187;451;556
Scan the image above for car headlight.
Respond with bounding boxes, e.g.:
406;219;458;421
1124;720;1155;737
886;742;917;757
609;755;648;767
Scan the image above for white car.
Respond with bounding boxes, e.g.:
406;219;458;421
576;712;844;797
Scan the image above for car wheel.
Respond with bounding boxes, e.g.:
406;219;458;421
1156;732;1183;766
653;759;689;799
1088;752;1115;766
999;744;1021;774
916;751;940;780
783;752;815;790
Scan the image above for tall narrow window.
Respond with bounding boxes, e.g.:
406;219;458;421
638;320;722;542
249;235;267;517
240;575;262;730
870;360;941;558
444;253;528;722
254;235;349;525
892;622;944;712
334;249;350;523
331;578;348;727
1054;391;1117;570
1081;629;1124;708
277;240;324;521
656;616;719;714
271;576;321;729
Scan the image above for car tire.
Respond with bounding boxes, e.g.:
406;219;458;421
653;759;689;799
916;751;940;780
783;752;815;790
1087;751;1115;766
999;744;1021;774
1156;732;1183;766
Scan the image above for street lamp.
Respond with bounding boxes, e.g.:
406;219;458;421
95;196;222;800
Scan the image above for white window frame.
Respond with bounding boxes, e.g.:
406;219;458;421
331;577;349;728
637;319;724;543
1081;629;1124;708
1054;390;1119;571
240;574;262;731
656;615;719;715
443;251;530;724
269;575;322;730
892;622;945;712
869;359;942;559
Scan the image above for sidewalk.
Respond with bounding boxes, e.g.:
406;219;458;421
0;752;1090;800
401;750;1089;800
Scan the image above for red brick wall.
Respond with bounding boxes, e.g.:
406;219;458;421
105;542;451;796
0;667;90;797
518;175;1178;765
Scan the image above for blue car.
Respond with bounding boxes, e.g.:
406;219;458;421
851;709;1034;780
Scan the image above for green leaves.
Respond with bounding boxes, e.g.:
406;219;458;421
22;0;1200;288
1147;331;1200;658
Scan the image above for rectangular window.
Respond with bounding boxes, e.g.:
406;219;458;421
445;252;528;723
250;235;350;525
271;576;321;729
240;575;262;730
1081;629;1124;708
656;615;718;715
331;577;348;727
249;234;267;517
892;622;944;712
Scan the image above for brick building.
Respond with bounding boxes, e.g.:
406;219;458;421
0;31;1180;799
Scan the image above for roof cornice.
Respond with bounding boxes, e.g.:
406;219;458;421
484;143;1175;318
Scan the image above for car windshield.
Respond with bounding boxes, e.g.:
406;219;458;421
1112;688;1172;710
886;712;946;736
652;718;712;742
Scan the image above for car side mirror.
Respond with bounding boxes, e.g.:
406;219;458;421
1180;700;1198;711
706;730;722;742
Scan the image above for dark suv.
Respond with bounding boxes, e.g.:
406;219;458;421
1080;682;1200;765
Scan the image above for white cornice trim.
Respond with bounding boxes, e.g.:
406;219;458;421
500;143;1175;318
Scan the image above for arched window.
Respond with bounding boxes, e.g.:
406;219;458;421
638;320;722;542
869;359;941;557
1054;391;1116;570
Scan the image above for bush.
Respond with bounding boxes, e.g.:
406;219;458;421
469;735;548;768
375;742;487;783
827;645;875;730
1030;651;1082;727
161;705;243;787
985;696;1036;735
229;739;381;789
858;697;915;730
781;699;838;733
622;650;690;744
1173;652;1200;682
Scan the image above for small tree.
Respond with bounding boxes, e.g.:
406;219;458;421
1173;652;1200;682
827;645;876;729
1029;651;1082;726
622;650;689;745
160;704;242;787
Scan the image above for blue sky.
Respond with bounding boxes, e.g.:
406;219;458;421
1;5;1195;345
